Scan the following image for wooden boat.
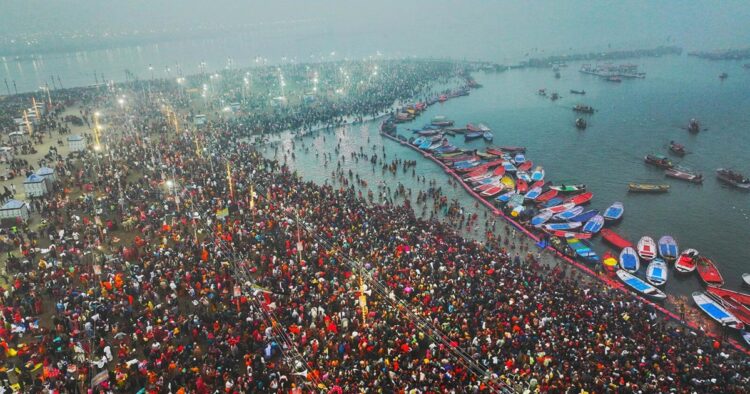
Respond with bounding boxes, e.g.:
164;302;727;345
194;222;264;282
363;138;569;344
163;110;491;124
517;161;533;172
536;189;558;203
566;237;599;264
617;270;666;300
644;154;673;169
692;292;744;330
492;166;506;177
516;178;528;194
543;222;582;231
549;184;586;193
502;162;517;173
697;256;724;287
495;191;517;203
573;104;595;114
564;191;593;205
483;131;494;142
500;175;515;190
465;131;483;141
669;141;686;156
568;209;599;223
601;229;633;250
513;153;526;164
582;215;604;234
531;210;553;227
602;252;618;272
497;146;526;153
628;183;669;193
657;236;679;261
531;167;545;181
706;286;750;308
570;89;586;95
705;291;750;327
543;197;563;208
480;185;506;197
716;168;750;190
619;247;640;273
554;206;584;221
544;202;575;215
646;258;668;287
744;273;750;287
524;187;543;201
431;116;454;127
602;202;624;222
637;236;657;261
688;118;700;133
674;249;699;274
665;167;703;183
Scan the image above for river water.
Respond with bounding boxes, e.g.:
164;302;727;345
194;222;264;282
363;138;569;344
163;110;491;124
266;54;750;299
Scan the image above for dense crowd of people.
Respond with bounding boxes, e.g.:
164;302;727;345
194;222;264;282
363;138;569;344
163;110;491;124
0;60;749;393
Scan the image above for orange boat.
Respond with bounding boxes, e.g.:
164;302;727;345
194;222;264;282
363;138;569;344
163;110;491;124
565;191;593;205
600;229;633;250
697;257;724;287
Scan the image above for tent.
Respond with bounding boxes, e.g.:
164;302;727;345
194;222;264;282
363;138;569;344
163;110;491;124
0;146;13;163
23;174;48;197
36;166;56;183
8;131;27;145
67;135;86;152
0;199;29;222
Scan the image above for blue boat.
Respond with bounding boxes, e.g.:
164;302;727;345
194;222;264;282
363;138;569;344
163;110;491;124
582;215;604;234
617;270;666;300
619;247;640;273
411;137;427;146
496;191;517;203
657;235;679;261
646;258;668;287
419;140;433;150
566;237;600;263
516;171;531;182
543;197;563;208
543;222;582;231
554;206;584;221
453;159;480;168
569;209;599;223
531;167;545;181
502;162;517;173
524;187;542;200
603;202;624;222
692;292;744;330
531;210;553;226
483;131;494;141
514;153;526;164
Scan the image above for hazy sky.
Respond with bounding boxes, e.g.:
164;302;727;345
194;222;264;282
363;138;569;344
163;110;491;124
2;0;749;60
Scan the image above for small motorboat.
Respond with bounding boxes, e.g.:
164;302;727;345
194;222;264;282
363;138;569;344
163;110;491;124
566;237;599;264
483;131;494;142
531;210;553;227
575;118;587;129
516;178;528;194
568;209;599;223
628;183;670;193
531;166;545;181
431;116;454;127
601;229;633;250
657;235;679;262
719;72;728;80
536;189;558;203
513;153;526;164
617;270;666;300
553;206;584;221
665;167;703;183
524;187;542;201
570;89;586;95
564;191;593;205
549;184;586;193
692;292;743;330
637;236;657;261
619;247;640;273
543;202;575;214
516;171;532;182
602;202;624;222
573;104;595;114
582;215;604;234
465;131;483;141
644;154;674;169
669;140;686;156
646;258;668;287
543;222;582;231
697;256;724;287
687;118;701;133
674;249;699;274
716;168;750;190
706;286;750;308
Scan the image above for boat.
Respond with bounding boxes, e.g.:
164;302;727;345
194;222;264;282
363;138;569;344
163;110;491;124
644;154;673;169
606;76;622;83
543;197;563;208
515;178;528;194
495;191;517;203
543;202;575;214
506;194;525;209
531;167;545;181
582;215;604;234
553;206;584;221
692;292;743;330
570;89;586;95
497;146;526;153
566;237;599;264
744;273;750;287
602;252;618;272
697;256;724;287
573;104;595;114
480;185;505;197
665;167;703;183
637;236;657;261
602;202;624;222
568;209;599;223
536;189;558;203
657;236;679;261
517;161;533;172
467;123;491;133
687;118;701;133
575;118;587;129
531;210;554;227
706;286;750;308
550;92;560;101
431;116;454;127
524;187;542;200
719;72;728;80
513;153;526;164
705;291;750;327
744;331;750;347
716;168;750;190
564;191;593;205
500;175;516;190
601;229;633;250
619;247;640;273
516;171;531;183
617;270;666;300
628;183;670;193
502;162;517;173
669;141;686;156
674;249;699;274
549;230;592;239
646;258;668;287
543;222;582;231
465;131;483;141
483;131;494;142
549;184;586;193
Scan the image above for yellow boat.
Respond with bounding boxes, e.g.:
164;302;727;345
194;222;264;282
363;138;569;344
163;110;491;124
628;183;670;193
500;175;515;189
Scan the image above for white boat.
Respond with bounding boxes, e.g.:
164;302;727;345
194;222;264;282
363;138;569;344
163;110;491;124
637;236;657;261
743;273;750;287
616;270;666;300
553;206;584;221
646;258;668;287
674;249;699;274
619;247;640;274
531;210;553;227
692;292;744;330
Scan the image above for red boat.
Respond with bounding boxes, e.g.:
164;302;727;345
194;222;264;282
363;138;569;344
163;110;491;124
536;189;559;203
438;95;448;102
697;257;725;287
706;286;750;307
600;229;633;250
565;191;593;205
517;161;533;172
531;180;545;189
516;178;528;194
498;146;526;153
706;289;750;326
492;166;506;176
